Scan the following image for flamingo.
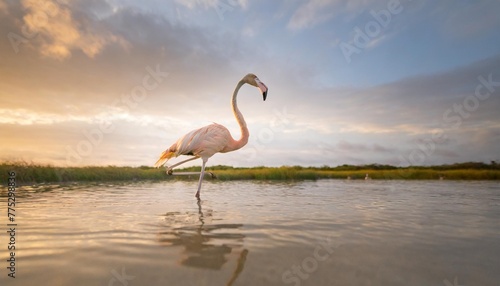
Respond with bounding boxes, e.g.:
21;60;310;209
154;73;269;199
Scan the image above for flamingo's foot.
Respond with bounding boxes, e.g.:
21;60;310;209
166;168;173;175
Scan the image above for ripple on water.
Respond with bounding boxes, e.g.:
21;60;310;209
2;180;499;286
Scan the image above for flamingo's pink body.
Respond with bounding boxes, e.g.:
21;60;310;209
154;73;268;199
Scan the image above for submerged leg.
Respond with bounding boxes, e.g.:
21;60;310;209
195;159;207;200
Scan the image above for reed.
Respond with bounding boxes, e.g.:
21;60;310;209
0;162;163;184
1;162;499;184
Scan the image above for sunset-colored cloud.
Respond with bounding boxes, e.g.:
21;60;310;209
0;0;499;167
21;0;127;59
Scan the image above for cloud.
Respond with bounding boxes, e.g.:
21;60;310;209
20;0;127;59
288;0;337;30
0;1;260;119
0;1;273;166
314;140;397;166
0;1;7;13
439;1;500;39
0;108;84;125
175;0;248;10
287;0;388;30
312;54;500;131
320;140;394;154
272;53;500;166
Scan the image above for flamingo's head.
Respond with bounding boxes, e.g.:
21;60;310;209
244;73;268;101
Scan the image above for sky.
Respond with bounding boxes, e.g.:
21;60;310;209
0;0;499;168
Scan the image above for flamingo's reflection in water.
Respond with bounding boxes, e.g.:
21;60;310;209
158;200;248;285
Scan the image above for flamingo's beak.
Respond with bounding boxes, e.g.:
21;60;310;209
255;78;268;101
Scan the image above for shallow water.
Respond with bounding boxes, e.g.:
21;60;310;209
0;180;499;285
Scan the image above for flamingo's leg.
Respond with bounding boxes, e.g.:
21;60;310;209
165;156;200;174
195;159;207;200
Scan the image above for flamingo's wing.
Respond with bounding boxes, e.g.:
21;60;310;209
176;123;231;158
155;123;231;167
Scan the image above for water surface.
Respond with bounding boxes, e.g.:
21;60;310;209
1;180;499;285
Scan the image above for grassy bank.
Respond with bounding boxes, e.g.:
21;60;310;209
1;162;499;184
198;165;500;180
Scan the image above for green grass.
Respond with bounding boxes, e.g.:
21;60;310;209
0;162;164;184
1;162;499;185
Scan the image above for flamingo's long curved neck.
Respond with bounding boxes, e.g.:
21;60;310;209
226;80;249;152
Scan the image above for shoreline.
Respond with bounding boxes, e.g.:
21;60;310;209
1;163;499;184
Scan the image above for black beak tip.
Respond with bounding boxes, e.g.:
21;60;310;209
263;91;268;101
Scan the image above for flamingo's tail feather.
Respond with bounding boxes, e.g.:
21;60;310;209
154;150;175;168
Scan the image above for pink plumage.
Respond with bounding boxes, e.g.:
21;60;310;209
154;73;268;199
